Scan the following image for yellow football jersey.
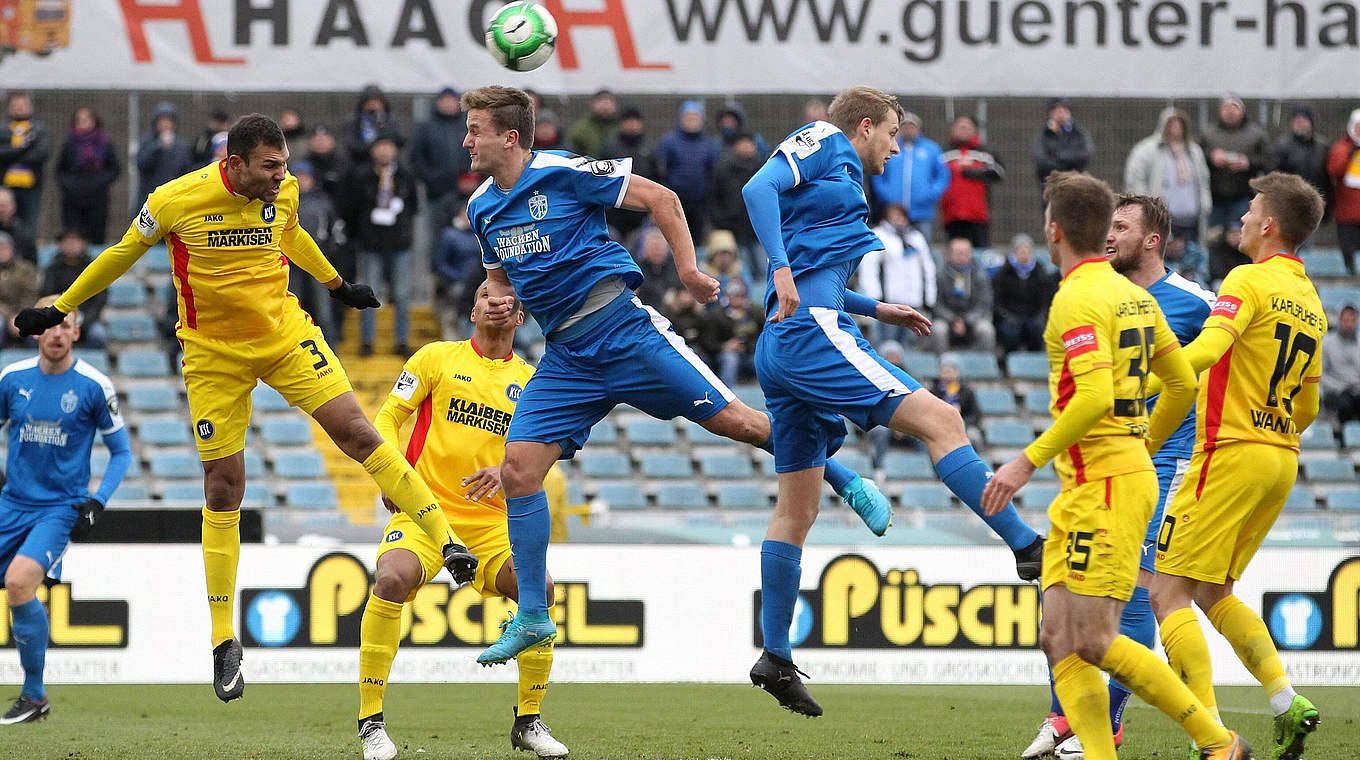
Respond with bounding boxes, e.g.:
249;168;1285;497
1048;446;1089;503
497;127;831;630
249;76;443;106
1197;253;1326;453
386;340;535;518
1043;258;1181;484
128;161;302;339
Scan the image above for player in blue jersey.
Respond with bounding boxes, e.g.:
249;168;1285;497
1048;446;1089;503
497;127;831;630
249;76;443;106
460;86;892;666
0;296;131;724
742;87;1046;715
1021;195;1214;759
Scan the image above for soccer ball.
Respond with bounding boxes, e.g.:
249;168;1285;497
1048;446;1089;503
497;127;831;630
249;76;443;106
485;2;558;72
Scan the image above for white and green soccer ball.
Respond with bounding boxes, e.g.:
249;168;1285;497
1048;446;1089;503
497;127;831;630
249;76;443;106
485;2;558;72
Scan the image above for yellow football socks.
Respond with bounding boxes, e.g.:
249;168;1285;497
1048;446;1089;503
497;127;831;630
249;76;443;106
1100;634;1231;750
516;640;555;717
362;443;461;546
1208;595;1292;700
358;593;403;720
1161;607;1220;720
201;507;240;648
1053;654;1117;760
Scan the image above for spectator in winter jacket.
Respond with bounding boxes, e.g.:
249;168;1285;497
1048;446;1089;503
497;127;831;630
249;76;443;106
305;125;351;202
191;109;230;165
803;99;829;124
703;280;764;386
1124;107;1212;243
931;237;996;352
566;89;619;159
1207;222;1250;286
0;93;51;232
991;233;1057;352
533;109;564;151
709;133;766;278
278;108;309;163
663;288;710;363
0;189;35;264
342;84;406;164
0;231;37;347
135;102;194;210
40;230;108;347
1269;105;1332;217
601;107;656;245
932;354;982;447
412;86;472;242
716;102;768;158
1201;94;1269;232
633;228;682;309
1327;108;1360;273
341;133;418;356
56;108;120;245
431;204;483;341
861;203;935;345
1322;304;1360;424
288;162;339;341
701;229;750;295
940;116;1004;249
1032;98;1094;190
871;112;950;242
658;101;721;243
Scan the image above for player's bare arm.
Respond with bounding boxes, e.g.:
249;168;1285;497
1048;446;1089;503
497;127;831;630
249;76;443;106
620;174;718;304
483;266;518;321
874;302;932;335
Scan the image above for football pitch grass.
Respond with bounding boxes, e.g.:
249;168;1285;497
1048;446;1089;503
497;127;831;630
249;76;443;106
2;683;1356;759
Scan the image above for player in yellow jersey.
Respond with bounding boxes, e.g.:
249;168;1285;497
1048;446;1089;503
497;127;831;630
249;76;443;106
14;115;477;704
1149;173;1327;760
355;282;567;760
983;172;1251;760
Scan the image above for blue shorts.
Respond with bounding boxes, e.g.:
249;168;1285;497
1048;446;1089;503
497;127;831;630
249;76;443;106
509;295;734;458
1143;456;1190;574
0;499;77;582
756;307;921;473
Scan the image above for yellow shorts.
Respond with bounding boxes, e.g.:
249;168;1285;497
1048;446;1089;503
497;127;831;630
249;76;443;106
1155;441;1296;584
1041;470;1157;601
180;314;352;460
375;509;513;600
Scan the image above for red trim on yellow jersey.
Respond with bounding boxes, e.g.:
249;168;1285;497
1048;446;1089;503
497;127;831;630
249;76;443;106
218;160;235;196
470;337;512;362
1104;477;1112;508
405;395;433;465
169;233;197;329
1197;345;1234;498
1055;358;1088;484
1259;252;1303;266
1062;257;1107;282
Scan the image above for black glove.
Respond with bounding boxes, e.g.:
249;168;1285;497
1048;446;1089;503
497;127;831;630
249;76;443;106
442;542;479;586
329;281;381;309
15;306;67;336
70;498;104;541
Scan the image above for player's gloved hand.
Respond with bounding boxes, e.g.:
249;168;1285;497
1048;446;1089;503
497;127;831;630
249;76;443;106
69;498;105;541
15;306;67;336
329;281;381;310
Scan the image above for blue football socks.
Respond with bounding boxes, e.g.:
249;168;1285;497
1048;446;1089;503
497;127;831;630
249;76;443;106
759;539;803;661
11;598;49;700
506;492;552;618
1110;585;1156;730
934;445;1040;550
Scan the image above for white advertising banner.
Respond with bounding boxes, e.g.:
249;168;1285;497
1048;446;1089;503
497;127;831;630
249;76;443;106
1;544;1356;685
2;1;1358;97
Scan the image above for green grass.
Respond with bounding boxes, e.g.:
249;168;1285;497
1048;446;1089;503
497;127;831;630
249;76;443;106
2;684;1355;759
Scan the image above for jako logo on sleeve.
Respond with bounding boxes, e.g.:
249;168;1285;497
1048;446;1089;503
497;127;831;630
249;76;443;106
1061;325;1099;357
1210;295;1243;319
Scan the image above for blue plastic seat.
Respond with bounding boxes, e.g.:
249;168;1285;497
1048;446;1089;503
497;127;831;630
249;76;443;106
118;351;171;377
699;453;754;479
1032;463;1058;481
89;449;143;478
251;384;291;412
955;351;1001;380
587;420;619;445
1299;424;1336;450
655;484;709;509
73;351;112;374
984;420;1034;448
0;349;30;367
106;313;157;342
139;418;192;446
107;281;147;307
566;482;586;506
1283;488;1317;511
1325;487;1360;511
1344;421;1360;448
1024;389;1052;415
128;386;178;412
273;451;327;479
1304;459;1354;482
901;351;940;381
898;484;951;510
241;483;273;508
108;481;151;505
883;452;935;479
685;425;730;447
639;452;692;479
150;451;202;479
161;481;206;503
145;244;172;273
578;452;632;479
593;481;648;510
1319;285;1360;312
975;388;1018;415
244;451;265;478
286;482;339;509
1023;484;1062;510
261;418;313;446
1007;352;1049;380
733;384;767;411
626;418;677;446
716;482;767;509
834;450;872;477
756;451;777;477
1304;250;1349;277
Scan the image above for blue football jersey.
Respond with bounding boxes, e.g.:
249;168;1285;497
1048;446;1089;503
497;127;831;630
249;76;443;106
0;358;123;508
1146;269;1214;460
469;151;642;335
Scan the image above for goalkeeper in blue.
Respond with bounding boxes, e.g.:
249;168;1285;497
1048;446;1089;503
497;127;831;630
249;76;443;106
742;87;1044;716
0;297;131;724
462;86;892;668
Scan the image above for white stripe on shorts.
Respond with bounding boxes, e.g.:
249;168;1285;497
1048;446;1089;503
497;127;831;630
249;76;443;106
1163;457;1190;507
637;298;737;403
810;306;910;396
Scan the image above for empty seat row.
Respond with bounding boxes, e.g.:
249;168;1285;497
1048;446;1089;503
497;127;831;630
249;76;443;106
136;416;312;446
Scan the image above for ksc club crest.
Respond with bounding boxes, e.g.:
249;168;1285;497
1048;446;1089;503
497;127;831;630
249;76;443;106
261;203;276;224
528;192;548;220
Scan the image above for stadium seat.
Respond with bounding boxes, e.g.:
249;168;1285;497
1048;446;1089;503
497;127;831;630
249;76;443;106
1299;423;1336;450
566;482;586;506
699;453;754;479
106;313;158;342
161;481;206;503
984;420;1034;448
273;451;327;479
975;388;1018;415
578;452;632;479
128;385;178;412
835;450;872;476
716;482;766;509
118;351;171;377
1284;488;1318;511
733;385;766;411
261;418;313;446
108;482;151;505
588;420;619;445
1345;421;1360;448
89;449;143;479
1024;484;1062;510
655;484;709;509
1319;285;1360;312
241;483;273;508
883;452;935;479
685;424;729;447
626;418;677;446
107;281;147;308
1007;352;1050;381
954;351;1001;380
593;481;648;510
1326;487;1360;511
244;451;265;478
0;349;29;367
639;452;693;479
1304;459;1354;482
73;351;112;374
149;451;202;479
1032;463;1057;481
145;244;172;273
1304;250;1349;277
139;418;193;446
898;484;950;510
1023;389;1052;415
755;451;777;477
901;351;940;380
251;383;291;412
286;482;339;509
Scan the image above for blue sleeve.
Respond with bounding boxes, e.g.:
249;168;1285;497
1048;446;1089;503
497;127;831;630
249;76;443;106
0;378;8;427
432;231;460;280
928;144;952;202
843;290;880;317
742;157;796;272
93;427;131;505
568;157;633;209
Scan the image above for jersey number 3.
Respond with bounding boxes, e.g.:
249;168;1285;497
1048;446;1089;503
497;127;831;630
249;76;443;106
1115;326;1154;418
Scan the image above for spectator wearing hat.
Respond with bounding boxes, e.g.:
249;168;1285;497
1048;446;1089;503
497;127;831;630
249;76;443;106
701;229;749;294
658;100;721;242
343;84;406;164
861;203;935;345
306;124;352;202
1201;94;1269;232
209;131;229;162
192;109;230;164
871;111;950;242
0;189;35;264
633;228;682;309
0;93;51;233
567;90;620;159
340;132;417;356
288;162;340;341
931;237;996;352
1032;97;1094;191
716;101;768;158
932;353;983;448
1328;108;1360;273
709;132;767;279
702;279;764;386
135;101;193;209
431;202;483;341
1124;107;1212;244
1323;304;1360;424
534;109;564;151
278;107;308;161
991;233;1057;352
413;86;472;245
39;230;107;347
56;107;120;244
0;231;37;347
601;107;656;245
940;115;1004;250
1269;105;1331;210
